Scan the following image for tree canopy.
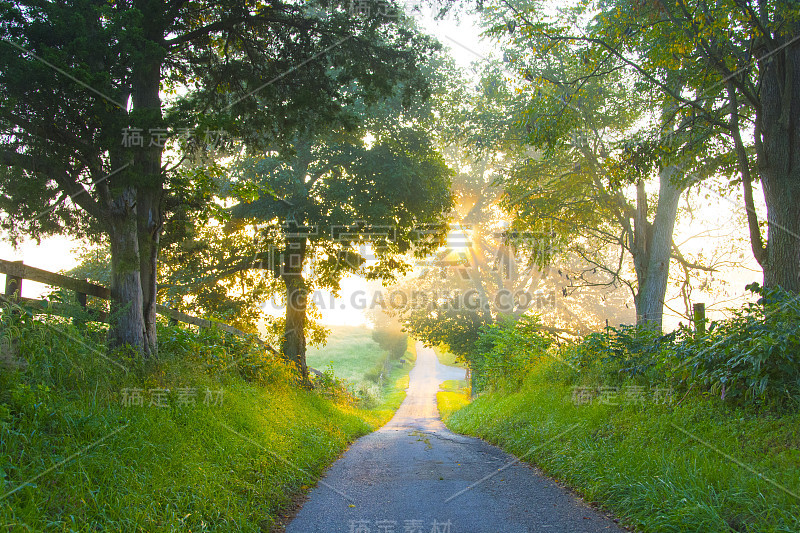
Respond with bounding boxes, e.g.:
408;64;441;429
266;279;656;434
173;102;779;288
0;0;449;357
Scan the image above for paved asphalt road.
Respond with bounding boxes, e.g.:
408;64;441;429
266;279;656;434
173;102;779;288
286;342;625;533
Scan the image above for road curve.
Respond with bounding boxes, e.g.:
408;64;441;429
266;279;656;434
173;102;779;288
286;342;624;533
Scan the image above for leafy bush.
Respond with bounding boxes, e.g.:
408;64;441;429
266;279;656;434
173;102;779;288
157;321;296;386
363;349;408;385
363;355;387;383
311;363;357;404
468;283;799;410
672;283;800;407
551;284;799;408
352;382;382;409
565;324;675;385
473;314;553;391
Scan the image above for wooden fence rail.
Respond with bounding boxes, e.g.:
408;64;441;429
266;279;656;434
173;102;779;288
0;258;277;353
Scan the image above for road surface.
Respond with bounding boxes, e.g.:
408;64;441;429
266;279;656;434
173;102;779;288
286;342;624;533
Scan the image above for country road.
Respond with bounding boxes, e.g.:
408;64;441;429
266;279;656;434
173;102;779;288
286;342;625;533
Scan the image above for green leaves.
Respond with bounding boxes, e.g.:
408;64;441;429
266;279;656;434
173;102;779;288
474;314;554;391
672;284;800;407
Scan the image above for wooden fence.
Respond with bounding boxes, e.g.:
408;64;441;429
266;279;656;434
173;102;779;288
0;258;277;353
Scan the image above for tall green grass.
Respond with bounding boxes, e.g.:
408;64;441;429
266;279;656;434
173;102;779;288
0;311;381;532
447;358;800;532
445;291;800;532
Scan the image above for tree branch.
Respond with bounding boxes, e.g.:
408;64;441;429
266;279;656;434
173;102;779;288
670;241;716;272
0;150;103;220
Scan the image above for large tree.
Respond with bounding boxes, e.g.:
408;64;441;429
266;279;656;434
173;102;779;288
161;75;455;382
440;51;711;330
0;0;441;355
234;131;452;381
467;0;783;329
613;0;800;293
481;0;799;292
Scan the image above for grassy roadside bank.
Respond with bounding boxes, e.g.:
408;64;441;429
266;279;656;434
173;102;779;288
444;360;800;533
0;314;410;532
436;379;469;422
360;337;418;426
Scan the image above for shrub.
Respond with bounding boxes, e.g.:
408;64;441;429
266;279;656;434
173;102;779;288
673;283;800;408
473;314;553;391
311;363;357;404
565;324;675;385
550;283;800;409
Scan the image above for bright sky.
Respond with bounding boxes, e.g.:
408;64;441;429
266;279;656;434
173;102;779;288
0;236;84;298
416;8;495;68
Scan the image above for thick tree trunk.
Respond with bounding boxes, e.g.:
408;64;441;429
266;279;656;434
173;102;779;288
757;30;800;293
132;37;164;355
281;237;309;384
107;186;147;352
632;167;683;330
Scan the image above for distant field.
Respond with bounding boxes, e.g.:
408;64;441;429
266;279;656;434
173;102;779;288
305;325;387;384
306;326;417;417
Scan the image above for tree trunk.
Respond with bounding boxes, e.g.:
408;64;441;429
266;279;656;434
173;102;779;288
281;237;309;384
132;36;164;356
107;186;147;352
632;166;683;330
757;30;800;293
137;186;161;356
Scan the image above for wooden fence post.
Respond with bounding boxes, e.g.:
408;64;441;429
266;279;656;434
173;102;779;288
74;279;88;326
0;258;279;355
3;260;23;318
693;303;706;336
4;260;23;302
1;261;24;368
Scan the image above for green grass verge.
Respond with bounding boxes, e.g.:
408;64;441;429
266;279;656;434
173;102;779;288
437;391;470;423
439;379;468;392
433;346;466;368
0;316;389;532
437;379;470;422
359;338;418;427
445;360;800;533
